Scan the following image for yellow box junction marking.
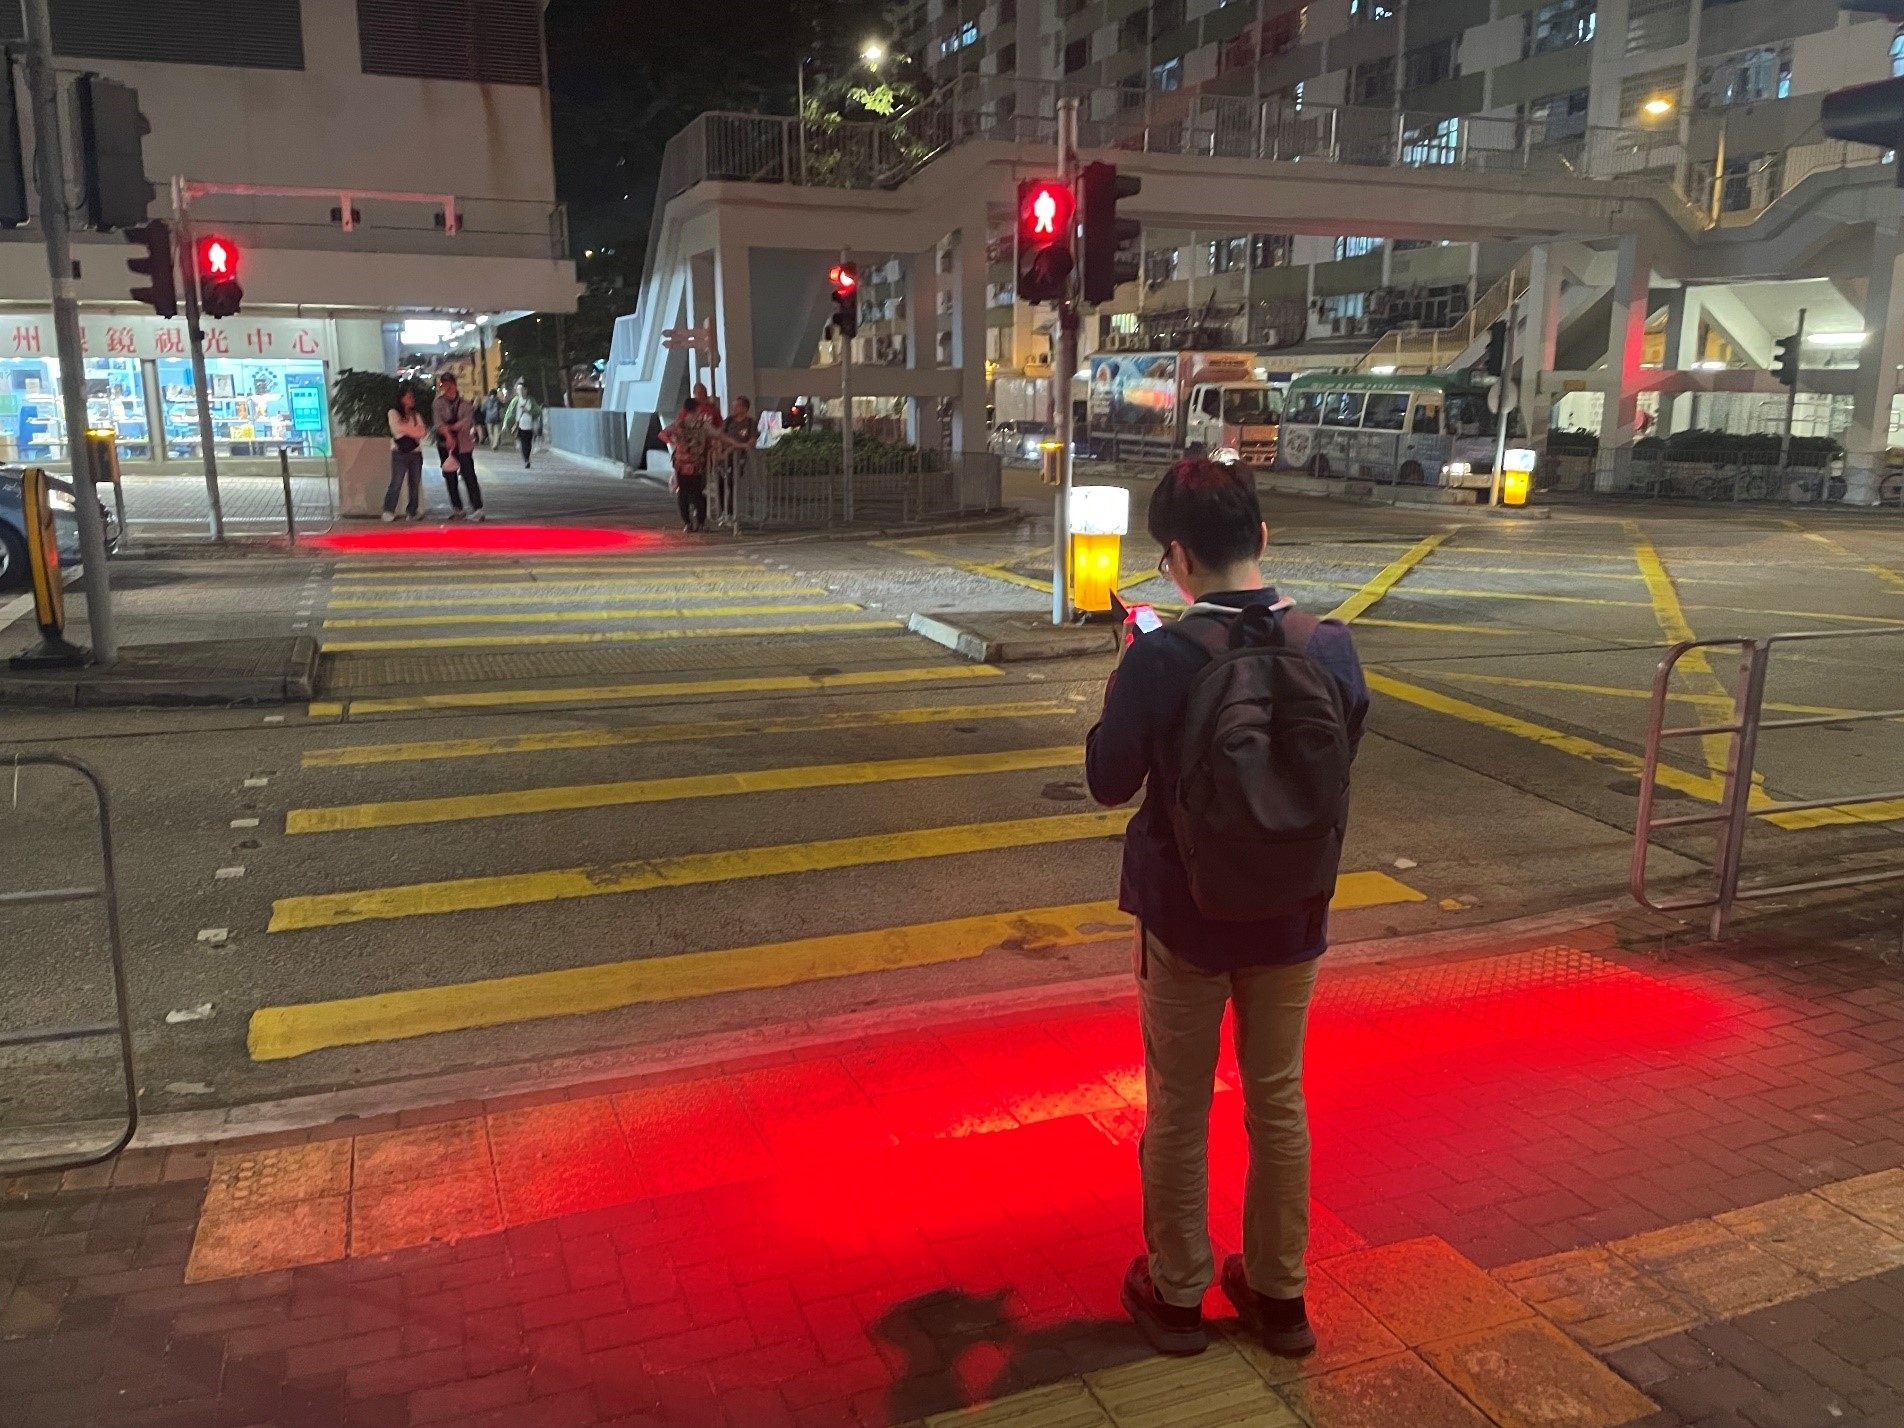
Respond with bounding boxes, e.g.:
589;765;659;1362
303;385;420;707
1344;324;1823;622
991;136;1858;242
321;601;861;630
287;746;1088;834
307;661;1004;718
1438;671;1879;721
249;871;1424;1060
301;699;1080;768
1325;532;1451;623
1628;525;1731;776
888;542;1053;592
318;617;897;654
1791;526;1904;594
267;810;1140;931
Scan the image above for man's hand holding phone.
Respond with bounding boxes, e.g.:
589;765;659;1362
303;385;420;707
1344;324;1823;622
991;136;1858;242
1110;593;1163;663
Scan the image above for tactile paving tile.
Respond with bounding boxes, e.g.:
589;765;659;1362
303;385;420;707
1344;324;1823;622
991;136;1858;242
922;1379;1111;1427
1493;1247;1701;1353
1085;1346;1299;1426
1420;1317;1656;1428
200;1138;352;1217
1316;945;1629;1018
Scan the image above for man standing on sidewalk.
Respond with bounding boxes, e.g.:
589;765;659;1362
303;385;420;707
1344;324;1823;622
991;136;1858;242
432;373;485;521
1086;458;1368;1359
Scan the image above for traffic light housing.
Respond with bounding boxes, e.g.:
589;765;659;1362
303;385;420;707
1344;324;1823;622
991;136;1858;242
828;261;859;340
1773;331;1801;387
0;56;25;229
1079;162;1141;305
124;220;177;318
1016;177;1076;305
1821;73;1904;185
74;74;154;231
1483;320;1508;377
195;233;244;319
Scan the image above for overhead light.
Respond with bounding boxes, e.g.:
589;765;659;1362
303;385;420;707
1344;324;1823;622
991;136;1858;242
400;319;456;346
1370;364;1397;374
1693;359;1727;370
1641;96;1676;120
1806;331;1866;347
861;39;887;68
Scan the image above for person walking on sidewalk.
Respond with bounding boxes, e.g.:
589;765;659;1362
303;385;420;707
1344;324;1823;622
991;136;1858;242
661;398;715;532
380;384;427;522
432;373;485;521
503;380;539;469
1086;457;1368;1359
482;385;504;449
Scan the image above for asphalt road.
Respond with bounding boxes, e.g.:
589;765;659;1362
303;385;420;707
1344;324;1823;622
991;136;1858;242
2;484;1899;1149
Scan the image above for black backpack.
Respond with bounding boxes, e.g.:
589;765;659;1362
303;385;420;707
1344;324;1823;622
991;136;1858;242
1168;602;1353;922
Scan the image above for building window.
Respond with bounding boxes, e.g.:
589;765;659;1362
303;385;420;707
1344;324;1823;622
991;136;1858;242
1893;28;1904;77
1403;39;1455;90
939;19;980;56
1524;0;1596;58
0;0;305;69
1264;6;1307;57
358;0;543;85
995;43;1016;74
1619;67;1683;124
1208;236;1249;273
1525;88;1590;143
1152;57;1184;91
1334;236;1381;260
1120;10;1149;47
1064;38;1088;73
998;0;1016;20
1401;116;1459;165
1150;0;1186;35
1351;57;1394;105
1349;0;1395;20
1144;248;1180;287
1696;44;1794;109
1251;233;1293;268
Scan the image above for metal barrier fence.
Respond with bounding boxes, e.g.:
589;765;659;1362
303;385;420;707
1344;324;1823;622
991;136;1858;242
1632;629;1904;940
0;754;137;1176
547;408;635;469
1543;452;1904;510
732;451;1001;529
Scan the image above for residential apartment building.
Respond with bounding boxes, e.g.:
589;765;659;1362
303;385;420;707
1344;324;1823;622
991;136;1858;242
896;0;1903;391
0;0;577;470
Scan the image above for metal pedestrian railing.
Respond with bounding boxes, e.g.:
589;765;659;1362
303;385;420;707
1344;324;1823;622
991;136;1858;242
1;753;137;1175
1632;629;1904;939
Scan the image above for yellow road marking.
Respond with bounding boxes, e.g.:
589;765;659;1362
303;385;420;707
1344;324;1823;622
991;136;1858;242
329;568;787;585
1762;798;1904;830
1325;533;1451;623
1438;671;1878;720
266;809;1139;931
248;871;1424;1060
1789;528;1904;594
318;618;897;654
287;746;1085;834
326;584;817;606
891;544;1052;592
1354;617;1512;636
1628;525;1731;775
321;601;860;630
301;699;1079;768
1368;671;1727;803
308;662;1002;718
331;559;763;574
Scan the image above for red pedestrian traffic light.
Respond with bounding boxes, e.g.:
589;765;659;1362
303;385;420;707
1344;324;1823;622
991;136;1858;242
194;232;244;319
828;260;859;339
1016;178;1075;305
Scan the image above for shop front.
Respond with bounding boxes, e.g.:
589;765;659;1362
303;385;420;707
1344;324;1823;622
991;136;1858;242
0;314;337;468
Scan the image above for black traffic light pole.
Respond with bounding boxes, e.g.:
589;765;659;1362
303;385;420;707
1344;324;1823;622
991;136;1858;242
171;183;226;541
1781;307;1806;471
22;0;115;659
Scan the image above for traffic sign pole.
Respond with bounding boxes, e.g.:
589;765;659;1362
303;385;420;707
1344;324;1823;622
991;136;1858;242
172;183;224;541
1050;98;1079;626
840;248;855;524
1781;307;1806;471
23;0;115;660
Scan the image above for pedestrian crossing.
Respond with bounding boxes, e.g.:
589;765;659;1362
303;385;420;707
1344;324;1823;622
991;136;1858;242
244;545;1430;1064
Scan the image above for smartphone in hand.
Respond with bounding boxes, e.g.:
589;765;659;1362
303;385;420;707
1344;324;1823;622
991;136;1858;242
1110;593;1163;652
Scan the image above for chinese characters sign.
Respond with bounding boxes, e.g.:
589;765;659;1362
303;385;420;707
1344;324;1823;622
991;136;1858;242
0;315;333;363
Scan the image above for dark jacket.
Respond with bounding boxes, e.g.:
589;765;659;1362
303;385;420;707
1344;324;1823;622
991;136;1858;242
1084;588;1369;971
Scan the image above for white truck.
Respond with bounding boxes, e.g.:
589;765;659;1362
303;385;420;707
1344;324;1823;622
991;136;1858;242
1084;350;1281;465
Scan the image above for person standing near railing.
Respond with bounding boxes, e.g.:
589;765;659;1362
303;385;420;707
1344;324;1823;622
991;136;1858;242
661;399;715;533
715;395;759;530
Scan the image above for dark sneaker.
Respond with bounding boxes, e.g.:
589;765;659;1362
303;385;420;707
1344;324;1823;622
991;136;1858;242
1121;1255;1208;1356
1221;1255;1316;1356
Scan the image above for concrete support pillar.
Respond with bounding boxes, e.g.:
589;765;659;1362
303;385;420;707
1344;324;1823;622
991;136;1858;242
950;211;990;454
1656;287;1700;439
902;251;942;449
1519;242;1563;444
1847;224;1904;504
1598;234;1653;453
712;232;755;419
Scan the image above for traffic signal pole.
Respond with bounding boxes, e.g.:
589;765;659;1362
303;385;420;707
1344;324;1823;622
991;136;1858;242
840;247;855;524
171;182;225;541
22;0;115;660
1050;98;1079;626
1781;307;1806;472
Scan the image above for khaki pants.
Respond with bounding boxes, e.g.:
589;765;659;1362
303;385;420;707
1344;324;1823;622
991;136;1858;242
1137;925;1319;1308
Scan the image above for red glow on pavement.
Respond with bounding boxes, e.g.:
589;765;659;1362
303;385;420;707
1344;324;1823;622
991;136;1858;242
305;523;665;555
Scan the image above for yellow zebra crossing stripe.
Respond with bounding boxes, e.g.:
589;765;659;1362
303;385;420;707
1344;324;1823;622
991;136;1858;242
286;746;1085;834
318;618;897;653
307;661;1006;718
300;699;1080;768
267;809;1139;931
320;601;861;629
248;873;1426;1060
325;585;829;608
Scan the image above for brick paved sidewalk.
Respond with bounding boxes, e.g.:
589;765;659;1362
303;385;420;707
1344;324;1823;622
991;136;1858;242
7;914;1904;1427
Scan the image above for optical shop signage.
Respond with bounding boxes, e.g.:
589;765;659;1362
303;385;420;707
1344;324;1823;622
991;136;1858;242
0;314;334;362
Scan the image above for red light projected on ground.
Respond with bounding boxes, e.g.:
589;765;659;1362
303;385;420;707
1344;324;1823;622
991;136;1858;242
305;524;666;556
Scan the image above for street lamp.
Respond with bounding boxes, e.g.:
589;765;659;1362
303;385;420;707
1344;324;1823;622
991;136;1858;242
861;40;886;70
1641;95;1675;121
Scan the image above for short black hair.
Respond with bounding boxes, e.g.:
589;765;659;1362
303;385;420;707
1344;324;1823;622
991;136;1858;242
1147;457;1264;570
